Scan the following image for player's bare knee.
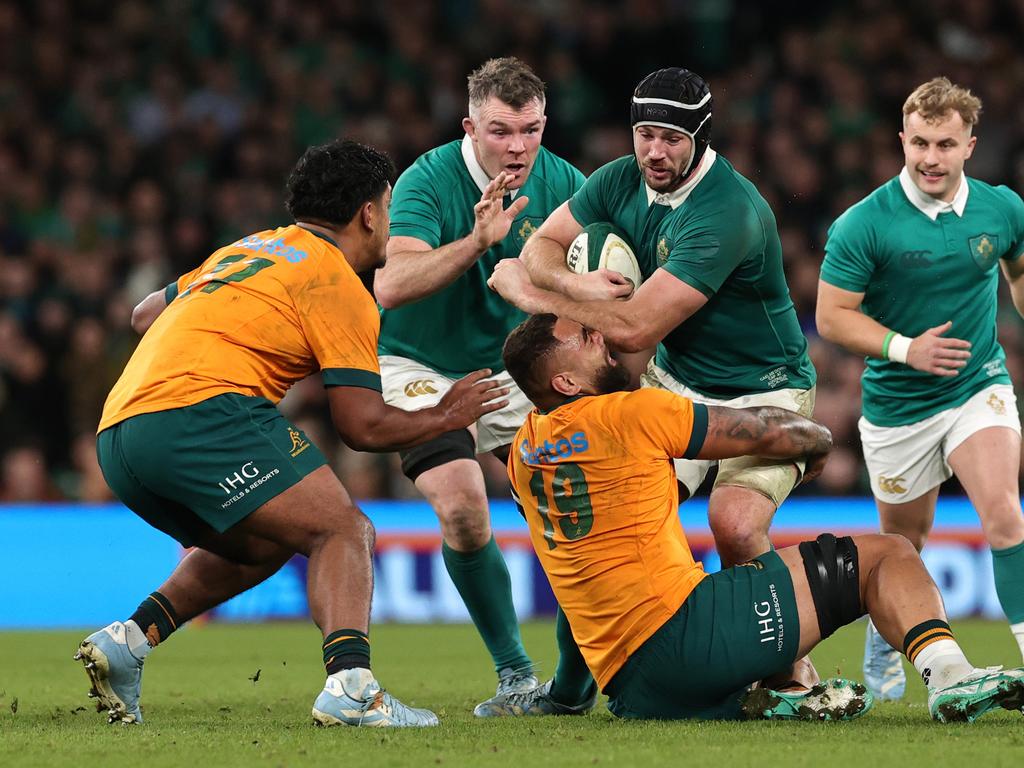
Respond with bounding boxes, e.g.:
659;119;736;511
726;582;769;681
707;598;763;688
709;516;771;564
438;505;491;550
303;503;375;555
977;497;1024;549
858;532;916;573
882;532;919;559
346;505;376;549
983;517;1024;550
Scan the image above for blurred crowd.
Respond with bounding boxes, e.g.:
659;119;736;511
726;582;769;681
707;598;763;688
2;0;1024;503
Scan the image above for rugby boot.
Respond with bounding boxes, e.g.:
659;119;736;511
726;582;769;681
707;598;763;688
74;621;144;724
741;677;873;721
473;664;540;717
472;677;598;717
863;618;906;700
312;667;439;727
928;666;1024;723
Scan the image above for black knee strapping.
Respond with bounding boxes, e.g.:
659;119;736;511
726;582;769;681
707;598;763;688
798;533;864;639
399;429;475;481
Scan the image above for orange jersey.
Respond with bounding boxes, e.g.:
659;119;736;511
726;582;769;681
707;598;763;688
508;389;709;688
99;225;380;431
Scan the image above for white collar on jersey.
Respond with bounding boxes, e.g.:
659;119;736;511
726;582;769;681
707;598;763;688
898;166;969;220
644;148;717;209
461;134;521;199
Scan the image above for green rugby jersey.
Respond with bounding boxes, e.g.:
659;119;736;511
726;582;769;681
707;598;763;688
821;169;1024;426
569;150;815;398
379;137;585;376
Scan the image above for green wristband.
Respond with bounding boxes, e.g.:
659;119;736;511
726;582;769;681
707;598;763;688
881;330;896;360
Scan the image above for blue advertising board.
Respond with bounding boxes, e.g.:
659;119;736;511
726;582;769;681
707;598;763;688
0;498;1008;629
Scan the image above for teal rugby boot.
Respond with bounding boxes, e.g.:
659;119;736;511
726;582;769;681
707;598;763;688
74;621;145;724
741;677;873;721
312;668;439;727
929;666;1024;723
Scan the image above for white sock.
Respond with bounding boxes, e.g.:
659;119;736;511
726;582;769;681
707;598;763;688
328;666;375;692
912;639;974;691
123;619;153;660
1011;621;1024;662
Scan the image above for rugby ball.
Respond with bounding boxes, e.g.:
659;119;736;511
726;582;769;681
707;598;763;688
566;222;642;289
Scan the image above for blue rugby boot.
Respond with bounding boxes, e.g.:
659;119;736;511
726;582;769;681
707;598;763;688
312;668;439;727
472;677;598;717
863;618;906;700
473;665;540;717
74;621;144;724
741;677;873;721
929;666;1024;723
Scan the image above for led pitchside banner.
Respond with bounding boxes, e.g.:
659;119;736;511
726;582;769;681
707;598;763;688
0;498;1011;629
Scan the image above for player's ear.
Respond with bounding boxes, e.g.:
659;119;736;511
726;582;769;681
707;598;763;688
360;200;374;233
964;134;977;159
551;371;581;397
462;116;476;138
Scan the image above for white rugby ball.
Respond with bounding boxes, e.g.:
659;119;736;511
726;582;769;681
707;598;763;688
566;222;642;289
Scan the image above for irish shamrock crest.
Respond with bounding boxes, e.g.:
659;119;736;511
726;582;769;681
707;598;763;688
657;236;670;266
514;217;542;249
969;233;998;270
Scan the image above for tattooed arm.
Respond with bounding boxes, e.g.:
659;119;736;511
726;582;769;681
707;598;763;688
697;406;832;484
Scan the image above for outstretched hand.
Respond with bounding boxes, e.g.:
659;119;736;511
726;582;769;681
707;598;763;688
438;369;510;429
472;171;531;253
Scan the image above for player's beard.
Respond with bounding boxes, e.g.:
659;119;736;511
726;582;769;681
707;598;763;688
594;362;631;394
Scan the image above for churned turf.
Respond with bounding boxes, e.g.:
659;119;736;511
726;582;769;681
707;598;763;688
1;619;1022;767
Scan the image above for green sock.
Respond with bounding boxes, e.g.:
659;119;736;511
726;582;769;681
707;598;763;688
128;591;179;647
992;539;1024;623
323;629;370;673
549;607;596;705
442;536;531;672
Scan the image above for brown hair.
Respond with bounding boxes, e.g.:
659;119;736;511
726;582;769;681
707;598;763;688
502;313;561;405
903;77;982;127
468;57;546;114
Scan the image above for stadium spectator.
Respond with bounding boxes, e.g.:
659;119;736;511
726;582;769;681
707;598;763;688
1;0;1022;499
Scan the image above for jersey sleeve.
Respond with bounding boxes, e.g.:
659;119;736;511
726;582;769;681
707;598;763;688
659;204;761;296
614;389;708;459
820;207;878;292
389;160;445;247
168;261;211;302
996;186;1024;261
295;258;382;391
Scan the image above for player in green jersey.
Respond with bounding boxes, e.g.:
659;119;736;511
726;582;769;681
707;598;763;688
372;58;588;716
817;77;1024;701
489;67;825;708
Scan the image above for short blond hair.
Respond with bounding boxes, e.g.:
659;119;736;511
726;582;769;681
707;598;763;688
903;77;982;127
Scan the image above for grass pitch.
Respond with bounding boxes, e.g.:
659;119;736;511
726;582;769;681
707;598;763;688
2;619;1023;767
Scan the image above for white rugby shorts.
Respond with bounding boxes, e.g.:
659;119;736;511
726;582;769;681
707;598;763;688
379;355;532;454
859;383;1021;504
641;360;815;502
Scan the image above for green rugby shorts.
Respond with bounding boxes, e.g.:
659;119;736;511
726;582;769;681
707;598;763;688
605;550;800;720
96;393;326;547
